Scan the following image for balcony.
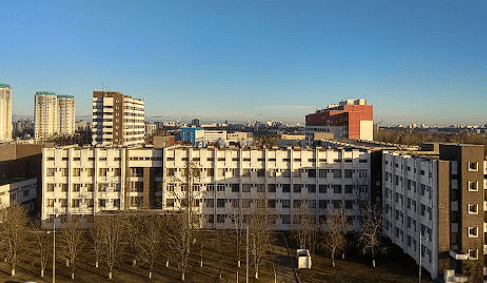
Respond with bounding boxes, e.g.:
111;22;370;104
449;250;469;260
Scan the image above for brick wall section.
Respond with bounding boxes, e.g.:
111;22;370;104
437;160;451;274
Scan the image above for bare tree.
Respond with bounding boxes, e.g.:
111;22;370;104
0;203;29;276
31;221;51;278
292;200;318;254
90;217;103;268
165;160;202;281
139;213;164;280
93;213;127;280
249;203;273;279
126;210;145;266
58;215;84;279
322;205;349;268
230;202;244;268
359;205;384;267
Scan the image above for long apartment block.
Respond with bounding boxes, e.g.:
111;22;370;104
382;143;487;282
41;145;371;231
0;83;13;143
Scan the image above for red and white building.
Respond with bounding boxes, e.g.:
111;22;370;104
305;99;373;141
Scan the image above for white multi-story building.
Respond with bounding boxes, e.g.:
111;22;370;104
35;92;76;140
58;95;76;136
145;123;157;140
41;145;371;231
92;90;145;146
0;83;13;143
382;143;487;282
0;178;37;210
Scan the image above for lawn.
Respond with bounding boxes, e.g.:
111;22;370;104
0;231;431;283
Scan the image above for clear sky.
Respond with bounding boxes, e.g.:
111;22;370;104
1;0;486;125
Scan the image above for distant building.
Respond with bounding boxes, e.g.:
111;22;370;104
34;92;75;140
153;135;175;148
0;83;13;143
227;132;253;146
145;123;157;140
278;134;307;147
75;120;89;132
181;127;204;147
305;99;373;141
191;118;200;127
0;178;37;211
58;95;76;136
92;90;145;146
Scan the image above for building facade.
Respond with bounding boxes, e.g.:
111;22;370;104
41;145;371;231
305;99;373;141
58;95;76;136
382;144;487;281
92;91;145;146
0;83;13;143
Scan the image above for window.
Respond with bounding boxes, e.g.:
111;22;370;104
47;184;55;192
47;168;56;176
333;185;342;194
87;199;94;207
47;199;54;207
345;185;353;194
72;168;80;176
469;249;478;260
468;162;478;171
282;200;291;208
206;184;214;192
217;184;225;192
86;184;94;192
319;185;327;193
72;199;80;207
61;184;68;192
217;199;226;208
87;168;94;177
468;204;478;214
281;215;291;224
319;200;327;209
73;184;81;192
99;168;107;177
319;169;327;178
468;226;478;238
61;168;68;176
60;199;67;207
468;181;478;191
282;184;291;193
344;169;353;178
293;184;302;193
268;184;276;193
345;200;354;209
232;184;240;192
205;199;214;208
268;199;276;208
242;184;251;192
308;185;316;193
99;199;106;208
332;169;341;178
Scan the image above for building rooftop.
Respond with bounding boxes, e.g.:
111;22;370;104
0;83;11;88
36;91;56;96
57;95;75;99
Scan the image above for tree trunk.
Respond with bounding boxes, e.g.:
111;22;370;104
66;259;69;266
108;267;113;280
372;259;376;268
149;271;152;279
165;260;169;267
133;259;137;266
11;267;15;276
95;261;99;268
238;259;241;267
71;272;75;279
181;269;185;281
41;268;44;277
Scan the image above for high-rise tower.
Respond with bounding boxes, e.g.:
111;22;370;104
0;83;13;143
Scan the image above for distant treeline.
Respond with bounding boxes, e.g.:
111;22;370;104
374;128;487;154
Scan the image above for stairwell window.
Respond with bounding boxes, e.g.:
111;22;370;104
468;181;478;192
468;162;478;171
468;204;478;214
468;226;478;238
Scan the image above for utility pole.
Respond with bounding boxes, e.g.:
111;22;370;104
418;231;421;283
53;221;56;283
246;225;249;283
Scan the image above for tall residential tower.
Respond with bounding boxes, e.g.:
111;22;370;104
92;90;145;146
35;92;76;140
0;83;13;143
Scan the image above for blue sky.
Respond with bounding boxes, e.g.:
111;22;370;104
1;0;486;125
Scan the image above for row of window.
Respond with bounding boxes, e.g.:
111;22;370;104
203;213;358;225
46;183;120;192
46;198;120;208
